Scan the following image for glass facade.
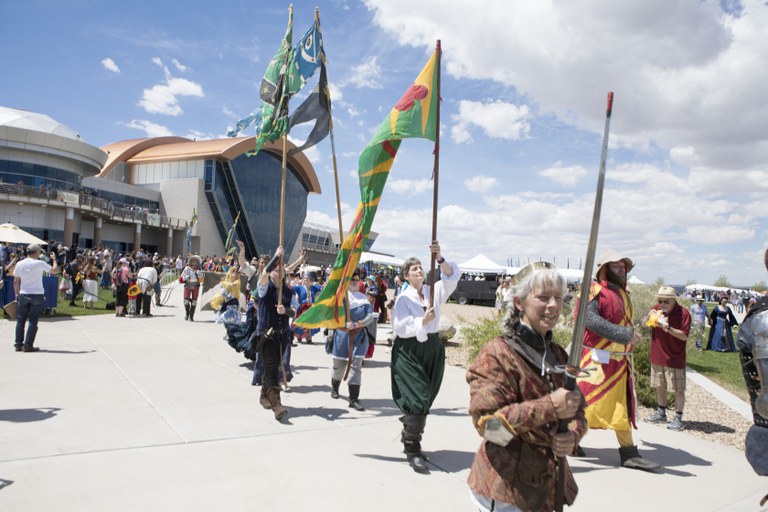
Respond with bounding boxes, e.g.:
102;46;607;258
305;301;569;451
228;152;308;258
0;159;81;190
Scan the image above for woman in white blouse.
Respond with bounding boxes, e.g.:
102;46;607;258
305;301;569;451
391;241;460;473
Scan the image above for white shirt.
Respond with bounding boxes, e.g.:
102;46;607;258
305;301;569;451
392;262;460;342
15;257;51;295
136;266;158;293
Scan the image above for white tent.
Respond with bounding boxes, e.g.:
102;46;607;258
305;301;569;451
458;254;507;274
359;252;403;267
506;266;584;281
628;275;645;285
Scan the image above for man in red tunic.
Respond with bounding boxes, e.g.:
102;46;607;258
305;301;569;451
643;286;692;431
576;249;661;471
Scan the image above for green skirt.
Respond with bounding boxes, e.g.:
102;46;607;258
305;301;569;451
391;333;445;415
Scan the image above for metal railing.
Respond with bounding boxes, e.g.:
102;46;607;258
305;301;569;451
0;183;188;230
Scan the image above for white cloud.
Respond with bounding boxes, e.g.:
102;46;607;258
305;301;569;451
123;119;173;138
171;58;188;72
138;57;204;116
538;162;588;187
388;179;432;197
345;56;382;89
451;100;530;144
101;58;120;74
669;146;697;166
365;0;768;172
464;176;499;193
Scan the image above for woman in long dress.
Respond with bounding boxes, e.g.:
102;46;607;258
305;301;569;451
82;257;102;309
706;296;738;352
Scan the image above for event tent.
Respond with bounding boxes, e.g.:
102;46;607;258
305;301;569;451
359;252;403;267
458;254;506;274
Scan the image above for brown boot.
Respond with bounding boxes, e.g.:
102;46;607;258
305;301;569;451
259;386;272;409
266;387;288;421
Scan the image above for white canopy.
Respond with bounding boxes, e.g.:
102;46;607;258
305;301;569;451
0;223;47;245
507;266;585;281
628;275;645;285
685;283;747;293
458;254;506;274
359;252;403;267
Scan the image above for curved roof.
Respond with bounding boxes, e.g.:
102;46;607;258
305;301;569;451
99;136;321;194
0;106;81;141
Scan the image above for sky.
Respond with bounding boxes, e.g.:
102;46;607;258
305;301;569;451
2;0;768;287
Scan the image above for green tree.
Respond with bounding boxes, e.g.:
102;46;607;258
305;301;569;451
713;274;732;287
753;280;768;292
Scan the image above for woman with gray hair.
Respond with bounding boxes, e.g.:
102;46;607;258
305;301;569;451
466;262;588;512
391;241;460;473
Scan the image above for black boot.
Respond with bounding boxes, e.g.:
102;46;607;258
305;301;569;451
183;300;190;321
401;414;429;473
348;384;364;411
331;379;341;399
189;300;196;322
619;445;662;472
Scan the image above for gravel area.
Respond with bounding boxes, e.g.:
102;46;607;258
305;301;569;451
441;303;753;451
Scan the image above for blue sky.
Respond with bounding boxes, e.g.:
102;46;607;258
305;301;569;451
3;0;768;287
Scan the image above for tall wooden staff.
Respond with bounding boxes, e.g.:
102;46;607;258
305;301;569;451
554;92;615;511
428;40;442;307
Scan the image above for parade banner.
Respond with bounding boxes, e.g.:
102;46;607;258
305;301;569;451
147;213;161;226
295;50;439;329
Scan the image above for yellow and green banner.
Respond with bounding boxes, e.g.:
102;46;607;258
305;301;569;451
294;50;439;329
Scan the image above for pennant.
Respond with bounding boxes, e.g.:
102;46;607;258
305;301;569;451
287;62;330;157
295;50;439;329
287;16;324;96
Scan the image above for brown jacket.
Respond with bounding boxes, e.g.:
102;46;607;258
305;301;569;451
467;328;588;511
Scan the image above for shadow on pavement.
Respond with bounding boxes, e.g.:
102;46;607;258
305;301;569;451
0;407;61;423
426;449;475;473
34;349;97;354
0;479;13;491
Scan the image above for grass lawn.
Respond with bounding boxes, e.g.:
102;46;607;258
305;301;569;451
685;315;748;401
52;286;116;317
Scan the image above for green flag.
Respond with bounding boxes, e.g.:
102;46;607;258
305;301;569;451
253;6;294;154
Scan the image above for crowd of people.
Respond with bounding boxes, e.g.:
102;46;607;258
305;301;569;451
6;235;767;511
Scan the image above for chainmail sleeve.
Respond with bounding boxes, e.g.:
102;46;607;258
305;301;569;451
584;298;634;344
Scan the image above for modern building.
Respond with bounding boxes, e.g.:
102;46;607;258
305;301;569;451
294;221;378;268
0;105;322;259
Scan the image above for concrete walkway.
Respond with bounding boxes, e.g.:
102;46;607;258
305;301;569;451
0;284;765;512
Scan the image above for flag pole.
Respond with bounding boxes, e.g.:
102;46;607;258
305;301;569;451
316;10;344;243
429;39;442;307
277;133;289;389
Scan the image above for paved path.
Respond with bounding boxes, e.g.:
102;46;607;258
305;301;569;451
0;284;765;511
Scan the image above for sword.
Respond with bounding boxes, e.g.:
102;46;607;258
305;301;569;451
554;92;614;512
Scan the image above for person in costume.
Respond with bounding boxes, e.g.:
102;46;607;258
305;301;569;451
254;246;294;421
293;270;321;344
81;256;102;309
135;258;158;317
328;271;375;411
642;286;692;431
467;261;587;512
114;258;132;317
736;248;768;507
689;295;708;351
706;295;738;352
180;254;203;321
391;241;460;473
575;249;661;471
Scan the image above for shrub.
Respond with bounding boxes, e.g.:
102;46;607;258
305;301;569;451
461;311;503;364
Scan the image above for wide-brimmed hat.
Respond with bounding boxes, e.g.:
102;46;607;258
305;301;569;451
595;249;634;279
657;286;677;299
188;255;201;262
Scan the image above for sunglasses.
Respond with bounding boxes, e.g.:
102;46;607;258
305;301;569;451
657;299;673;305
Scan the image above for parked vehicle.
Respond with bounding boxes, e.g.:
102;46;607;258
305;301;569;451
449;273;500;306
